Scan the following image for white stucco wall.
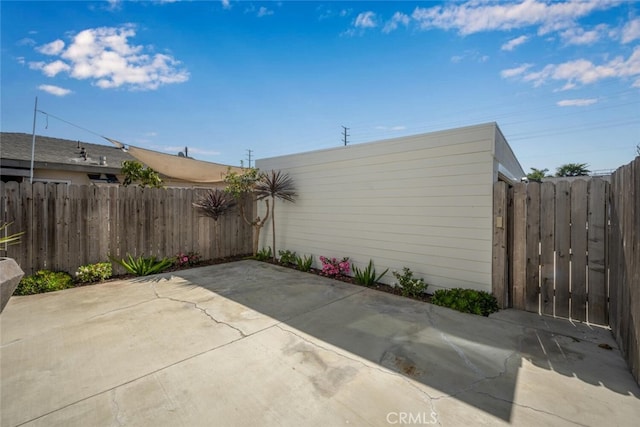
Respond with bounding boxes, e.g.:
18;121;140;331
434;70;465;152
256;122;521;292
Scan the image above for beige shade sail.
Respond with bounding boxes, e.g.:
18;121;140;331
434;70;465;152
104;138;243;183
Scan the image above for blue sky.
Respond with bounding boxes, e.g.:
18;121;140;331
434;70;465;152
1;0;639;174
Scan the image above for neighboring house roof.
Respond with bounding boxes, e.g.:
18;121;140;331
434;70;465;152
2;133;242;184
1;132;133;175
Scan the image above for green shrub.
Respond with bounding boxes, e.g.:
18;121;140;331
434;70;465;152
278;249;297;265
15;270;74;295
255;247;272;261
109;254;173;276
353;260;388;286
393;267;428;298
295;254;313;272
431;288;499;317
76;262;112;283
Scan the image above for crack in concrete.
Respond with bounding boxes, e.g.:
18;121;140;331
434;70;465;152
150;284;247;338
110;389;124;427
431;348;520;401
470;390;588;427
86;298;159;321
274;324;438;413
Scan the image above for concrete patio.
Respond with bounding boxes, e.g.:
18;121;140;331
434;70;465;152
1;260;639;426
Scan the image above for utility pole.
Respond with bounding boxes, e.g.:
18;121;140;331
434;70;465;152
341;126;349;146
246;149;253;168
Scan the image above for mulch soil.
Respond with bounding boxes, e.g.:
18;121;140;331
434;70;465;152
95;255;432;303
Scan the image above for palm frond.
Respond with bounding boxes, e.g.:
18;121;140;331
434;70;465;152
254;170;297;203
193;189;237;220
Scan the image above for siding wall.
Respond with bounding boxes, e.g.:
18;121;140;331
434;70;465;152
257;123;519;292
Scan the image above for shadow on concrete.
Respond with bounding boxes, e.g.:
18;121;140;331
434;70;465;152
157;260;639;422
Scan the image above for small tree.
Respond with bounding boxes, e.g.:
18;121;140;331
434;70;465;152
254;170;297;262
555;163;590;177
224;167;269;256
526;168;550;182
121;160;164;188
193;189;237;257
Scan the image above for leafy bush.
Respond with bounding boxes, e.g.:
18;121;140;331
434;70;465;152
431;288;499;317
393;267;428;298
319;256;350;278
255;247;272;261
295;254;313;272
15;270;74;295
76;262;112;283
278;249;297;266
174;251;201;267
353;260;388;286
109;254;173;276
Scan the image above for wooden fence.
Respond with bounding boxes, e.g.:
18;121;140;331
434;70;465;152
609;157;639;383
493;178;609;324
493;156;640;384
0;182;253;276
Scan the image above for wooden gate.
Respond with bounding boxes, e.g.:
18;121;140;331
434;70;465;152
492;178;609;325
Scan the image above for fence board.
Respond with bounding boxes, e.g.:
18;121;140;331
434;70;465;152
492;182;508;308
525;184;540;313
539;182;555;315
554;181;571;319
87;186;100;265
570;180;588;321
588;179;608;325
33;183;47;271
57;185;70;273
511;183;527;310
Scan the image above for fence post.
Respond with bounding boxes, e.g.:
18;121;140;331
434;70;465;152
492;181;508;308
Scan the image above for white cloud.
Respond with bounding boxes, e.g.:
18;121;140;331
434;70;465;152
17;57;25;65
257;6;273;17
17;38;36;46
501;35;529;51
451;50;489;64
560;24;607;45
41;60;72;77
383;12;410;33
375;125;406;131
37;39;65;55
500;63;532;78
38;84;72;96
354;11;376;29
221;0;230;9
557;98;598;107
518;46;640;88
621;18;640;43
411;0;613;36
29;25;189;91
106;0;122;11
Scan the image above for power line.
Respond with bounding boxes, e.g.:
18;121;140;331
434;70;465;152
36;109;107;139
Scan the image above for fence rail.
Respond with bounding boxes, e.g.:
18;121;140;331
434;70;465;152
0;182;253;276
